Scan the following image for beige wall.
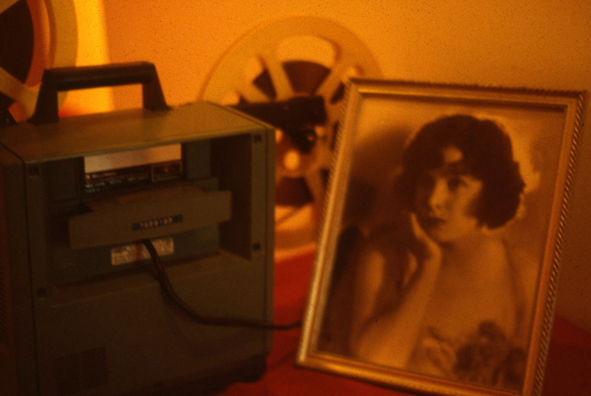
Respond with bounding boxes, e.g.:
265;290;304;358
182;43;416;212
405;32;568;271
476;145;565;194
100;0;591;331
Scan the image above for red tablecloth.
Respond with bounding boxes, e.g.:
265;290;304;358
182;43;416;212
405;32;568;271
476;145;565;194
219;251;591;396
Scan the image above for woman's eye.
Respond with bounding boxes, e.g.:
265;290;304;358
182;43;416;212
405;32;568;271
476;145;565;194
447;177;465;190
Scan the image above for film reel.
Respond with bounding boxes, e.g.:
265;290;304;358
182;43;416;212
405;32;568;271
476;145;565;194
0;0;77;122
200;16;381;256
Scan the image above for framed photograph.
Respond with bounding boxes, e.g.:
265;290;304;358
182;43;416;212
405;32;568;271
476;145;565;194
297;80;586;396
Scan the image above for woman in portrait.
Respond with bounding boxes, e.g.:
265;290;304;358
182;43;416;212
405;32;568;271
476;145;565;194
343;115;537;390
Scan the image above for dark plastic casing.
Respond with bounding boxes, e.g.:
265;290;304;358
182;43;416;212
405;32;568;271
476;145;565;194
0;92;275;395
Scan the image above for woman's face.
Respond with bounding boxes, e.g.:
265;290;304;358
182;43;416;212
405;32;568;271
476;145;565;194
414;146;484;244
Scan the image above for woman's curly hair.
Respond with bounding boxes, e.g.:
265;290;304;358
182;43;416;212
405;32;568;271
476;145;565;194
395;115;525;229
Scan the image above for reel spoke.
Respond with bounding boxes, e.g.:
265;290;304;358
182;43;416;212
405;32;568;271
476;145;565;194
239;82;270;103
315;51;357;100
0;0;20;15
304;167;327;206
259;51;294;100
316;135;335;169
0;67;37;114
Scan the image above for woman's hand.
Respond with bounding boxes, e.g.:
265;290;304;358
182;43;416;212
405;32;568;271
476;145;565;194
349;213;443;367
408;212;442;270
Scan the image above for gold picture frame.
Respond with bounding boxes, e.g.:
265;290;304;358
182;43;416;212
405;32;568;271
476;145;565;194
297;79;586;396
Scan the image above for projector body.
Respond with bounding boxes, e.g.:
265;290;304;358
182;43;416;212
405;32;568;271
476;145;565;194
0;98;275;395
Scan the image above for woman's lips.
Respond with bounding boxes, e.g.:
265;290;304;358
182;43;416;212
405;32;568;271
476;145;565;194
422;216;446;227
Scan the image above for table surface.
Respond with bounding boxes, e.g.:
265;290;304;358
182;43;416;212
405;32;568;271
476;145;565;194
217;250;591;396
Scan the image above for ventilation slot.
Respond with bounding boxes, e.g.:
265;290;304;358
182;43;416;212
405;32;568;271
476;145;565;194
55;348;107;395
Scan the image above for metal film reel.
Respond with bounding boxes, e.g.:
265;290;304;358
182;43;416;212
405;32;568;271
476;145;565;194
0;0;77;122
200;16;381;256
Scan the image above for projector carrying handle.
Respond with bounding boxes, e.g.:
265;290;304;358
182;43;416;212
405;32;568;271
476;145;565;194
30;62;169;124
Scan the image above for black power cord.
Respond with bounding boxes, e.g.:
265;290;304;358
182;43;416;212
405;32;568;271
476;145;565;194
141;239;302;330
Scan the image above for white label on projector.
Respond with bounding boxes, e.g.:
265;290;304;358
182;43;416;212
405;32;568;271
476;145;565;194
83;144;183;194
111;238;174;266
84;144;182;173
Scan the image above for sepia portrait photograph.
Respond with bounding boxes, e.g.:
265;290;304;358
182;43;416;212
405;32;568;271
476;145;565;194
297;80;586;396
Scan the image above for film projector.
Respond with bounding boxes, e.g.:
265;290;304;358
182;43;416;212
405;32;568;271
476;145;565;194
0;3;381;396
